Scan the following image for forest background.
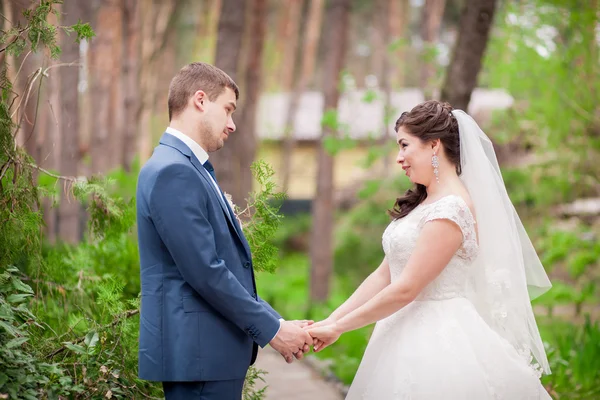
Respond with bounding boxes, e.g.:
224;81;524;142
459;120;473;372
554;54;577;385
1;0;599;398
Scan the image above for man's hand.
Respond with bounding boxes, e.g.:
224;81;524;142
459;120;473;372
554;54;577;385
269;320;313;363
289;320;313;359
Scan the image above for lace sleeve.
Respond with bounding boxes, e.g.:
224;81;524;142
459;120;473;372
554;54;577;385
418;196;478;261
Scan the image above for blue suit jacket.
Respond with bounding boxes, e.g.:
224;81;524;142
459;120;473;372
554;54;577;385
136;133;281;382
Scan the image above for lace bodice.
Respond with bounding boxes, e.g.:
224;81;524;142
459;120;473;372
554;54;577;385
382;195;478;301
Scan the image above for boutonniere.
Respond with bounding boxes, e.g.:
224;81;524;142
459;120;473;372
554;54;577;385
223;192;243;226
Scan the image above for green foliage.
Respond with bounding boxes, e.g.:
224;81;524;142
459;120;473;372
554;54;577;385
334;176;409;279
321;109;341;132
533;221;599;316
322;134;358;156
540;317;600;398
242;160;287;274
483;1;599;181
242;366;268;400
65;20;96;44
0;267;78;399
0;1;94;59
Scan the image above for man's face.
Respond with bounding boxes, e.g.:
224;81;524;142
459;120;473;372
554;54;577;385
198;87;237;152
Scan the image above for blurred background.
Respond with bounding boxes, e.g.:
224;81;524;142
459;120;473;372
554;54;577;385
2;0;600;398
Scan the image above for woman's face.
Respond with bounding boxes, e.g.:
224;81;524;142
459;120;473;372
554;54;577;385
395;126;436;186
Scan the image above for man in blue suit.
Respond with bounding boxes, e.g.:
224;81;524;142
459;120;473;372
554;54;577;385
136;62;313;399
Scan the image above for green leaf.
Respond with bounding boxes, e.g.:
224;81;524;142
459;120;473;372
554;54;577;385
5;336;28;348
361;90;378;104
0;372;8;387
0;321;19;337
63;342;87;355
84;331;99;348
71;21;95;43
321;109;340;131
6;293;31;303
10;276;33;294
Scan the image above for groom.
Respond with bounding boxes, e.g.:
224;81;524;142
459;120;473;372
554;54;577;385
136;62;313;399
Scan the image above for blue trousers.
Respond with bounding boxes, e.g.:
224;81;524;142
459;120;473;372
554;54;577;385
162;379;245;400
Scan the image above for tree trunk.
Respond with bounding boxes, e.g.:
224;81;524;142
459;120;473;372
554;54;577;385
41;9;62;243
210;0;248;204
235;0;267;209
278;0;302;91
309;0;351;303
369;0;385;82
378;0;394;175
8;0;40;159
194;0;222;63
58;0;82;243
393;0;410;88
420;0;446;99
89;0;122;175
122;0;141;171
281;0;324;193
139;0;178;165
440;0;497;110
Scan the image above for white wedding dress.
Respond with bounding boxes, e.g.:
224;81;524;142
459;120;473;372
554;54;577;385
345;195;551;400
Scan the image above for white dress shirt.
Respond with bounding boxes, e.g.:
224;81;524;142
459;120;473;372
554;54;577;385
165;127;222;197
165;127;284;339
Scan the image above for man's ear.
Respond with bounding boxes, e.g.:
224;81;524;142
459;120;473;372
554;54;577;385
192;90;207;111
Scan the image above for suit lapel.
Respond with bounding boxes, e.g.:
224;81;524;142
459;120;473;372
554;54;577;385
221;191;252;256
159;133;251;258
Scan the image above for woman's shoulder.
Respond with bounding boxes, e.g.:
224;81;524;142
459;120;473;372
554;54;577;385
419;194;476;226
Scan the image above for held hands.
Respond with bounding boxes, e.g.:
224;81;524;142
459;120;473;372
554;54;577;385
269;320;314;363
304;317;342;352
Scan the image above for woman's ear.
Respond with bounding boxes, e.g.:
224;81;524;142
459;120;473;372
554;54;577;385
431;138;441;154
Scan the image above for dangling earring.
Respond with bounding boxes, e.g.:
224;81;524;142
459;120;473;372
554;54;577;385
432;153;440;183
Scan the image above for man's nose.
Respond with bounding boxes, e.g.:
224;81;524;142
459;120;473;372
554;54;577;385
227;117;236;133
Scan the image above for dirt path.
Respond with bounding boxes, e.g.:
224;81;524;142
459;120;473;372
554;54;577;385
253;347;345;400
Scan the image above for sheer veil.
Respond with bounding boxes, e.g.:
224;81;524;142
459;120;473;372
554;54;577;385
451;110;552;375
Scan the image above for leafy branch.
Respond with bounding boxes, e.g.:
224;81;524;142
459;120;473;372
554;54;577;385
46;309;139;359
240;160;287;274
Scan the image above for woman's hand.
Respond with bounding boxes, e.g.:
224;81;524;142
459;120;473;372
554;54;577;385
306;322;342;352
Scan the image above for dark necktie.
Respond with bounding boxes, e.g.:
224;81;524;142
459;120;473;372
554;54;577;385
203;160;239;228
202;160;217;182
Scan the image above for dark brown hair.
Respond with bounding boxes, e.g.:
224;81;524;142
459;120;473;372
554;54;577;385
167;62;240;121
389;100;461;219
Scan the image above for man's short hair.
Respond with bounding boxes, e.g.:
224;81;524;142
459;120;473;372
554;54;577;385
167;62;239;121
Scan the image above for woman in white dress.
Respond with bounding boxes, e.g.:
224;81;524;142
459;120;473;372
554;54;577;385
306;101;553;399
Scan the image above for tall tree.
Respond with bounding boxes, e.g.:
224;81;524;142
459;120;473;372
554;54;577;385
440;0;498;110
89;0;123;174
369;0;386;81
420;0;447;98
42;9;63;243
309;0;351;302
393;0;410;88
235;0;268;208
280;0;324;192
58;0;82;243
138;0;178;165
121;0;141;171
7;0;41;161
277;0;303;90
211;0;248;204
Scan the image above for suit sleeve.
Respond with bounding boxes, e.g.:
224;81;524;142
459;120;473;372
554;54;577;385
149;163;280;347
257;295;282;320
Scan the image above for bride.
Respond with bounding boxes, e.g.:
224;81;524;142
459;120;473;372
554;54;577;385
306;101;552;399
